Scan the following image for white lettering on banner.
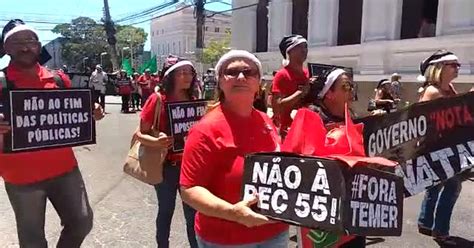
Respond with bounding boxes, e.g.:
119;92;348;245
349;174;399;229
242;185;288;214
367;116;427;156
171;107;185;119
186;107;195;117
396;141;474;195
63;98;83;109
39;112;89;126
16;115;37;128
196;106;206;116
48;98;61;110
173;121;198;134
23;97;45;111
311;161;331;195
27;127;81;143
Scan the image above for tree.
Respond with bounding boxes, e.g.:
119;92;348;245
201;34;230;66
115;26;148;69
52;17;147;72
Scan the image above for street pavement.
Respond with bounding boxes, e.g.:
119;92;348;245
0;96;473;248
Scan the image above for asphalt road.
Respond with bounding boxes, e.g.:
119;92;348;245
0;97;472;247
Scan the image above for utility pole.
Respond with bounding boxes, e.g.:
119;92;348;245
195;0;206;74
103;0;119;71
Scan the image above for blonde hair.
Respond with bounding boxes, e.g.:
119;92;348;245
424;63;443;86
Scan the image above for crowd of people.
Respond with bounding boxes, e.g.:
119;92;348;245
0;18;472;248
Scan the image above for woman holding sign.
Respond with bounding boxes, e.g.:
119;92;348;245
180;50;288;247
135;58;199;248
417;50;463;245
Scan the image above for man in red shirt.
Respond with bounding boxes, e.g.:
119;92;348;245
0;20;104;248
271;35;310;138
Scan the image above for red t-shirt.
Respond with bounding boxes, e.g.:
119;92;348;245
0;63;77;185
180;105;288;245
140;93;183;161
138;74;156;95
271;67;309;131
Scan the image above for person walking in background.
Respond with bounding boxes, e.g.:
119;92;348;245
271;35;310;138
416;50;463;246
138;68;154;107
135;59;199;248
115;70;132;113
131;72;141;111
180;50;289;248
371;79;399;115
390;73;402;100
90;64;108;111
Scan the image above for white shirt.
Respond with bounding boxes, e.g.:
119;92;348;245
89;70;108;93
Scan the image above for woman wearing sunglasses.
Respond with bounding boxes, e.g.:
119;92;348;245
180;50;288;248
417;50;463;245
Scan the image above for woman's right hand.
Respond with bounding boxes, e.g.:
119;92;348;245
231;195;273;228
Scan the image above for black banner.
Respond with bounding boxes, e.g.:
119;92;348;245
167;100;208;152
242;153;404;236
4;89;95;152
343;166;403;236
357;92;474;196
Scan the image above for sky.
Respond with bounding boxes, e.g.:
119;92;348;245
0;0;230;68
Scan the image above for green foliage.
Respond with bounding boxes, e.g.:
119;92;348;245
52;17;147;71
201;34;230;66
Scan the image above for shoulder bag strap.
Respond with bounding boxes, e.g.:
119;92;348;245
151;92;163;133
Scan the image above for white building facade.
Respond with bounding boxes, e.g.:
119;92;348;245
232;0;474;82
150;4;231;67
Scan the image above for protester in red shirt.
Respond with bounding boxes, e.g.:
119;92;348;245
0;19;104;248
271;35;310;138
180;50;289;247
136;59;199;248
138;68;154;107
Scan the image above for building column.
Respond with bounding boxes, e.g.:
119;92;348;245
231;0;258;52
436;0;474;36
267;0;292;51
360;0;404;42
307;0;339;47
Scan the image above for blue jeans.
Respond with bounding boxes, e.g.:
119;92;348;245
196;231;289;248
155;161;197;248
418;176;462;236
5;167;93;248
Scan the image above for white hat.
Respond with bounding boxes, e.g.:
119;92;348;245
215;50;263;82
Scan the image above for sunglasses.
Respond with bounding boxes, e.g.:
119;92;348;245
223;68;259;78
444;62;461;68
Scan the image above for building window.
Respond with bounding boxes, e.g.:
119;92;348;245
205;26;209;31
337;0;363;46
178;41;181;55
225;28;231;34
173;42;176;53
401;0;438;39
167;43;170;54
162;29;164;34
215;27;220;33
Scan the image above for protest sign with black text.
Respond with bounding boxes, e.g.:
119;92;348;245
357;92;474;196
3;88;95;152
167;100;207;152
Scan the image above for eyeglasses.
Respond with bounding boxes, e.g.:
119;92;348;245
223;68;259;78
444;62;461;68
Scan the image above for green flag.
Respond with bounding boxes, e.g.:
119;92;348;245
138;55;158;74
122;58;133;75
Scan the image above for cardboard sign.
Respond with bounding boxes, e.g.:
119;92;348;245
241;153;403;236
357;92;474;196
167;100;208;152
3;88;95;152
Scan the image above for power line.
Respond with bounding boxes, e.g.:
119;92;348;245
115;0;179;24
127;5;193;26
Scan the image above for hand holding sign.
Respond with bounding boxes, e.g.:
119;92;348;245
232;194;273;228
